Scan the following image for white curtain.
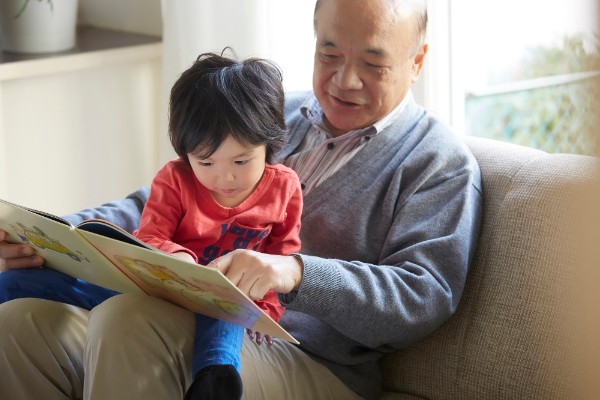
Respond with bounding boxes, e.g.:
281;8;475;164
159;0;316;164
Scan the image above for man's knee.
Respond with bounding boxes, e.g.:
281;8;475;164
87;293;148;331
87;293;191;335
0;297;88;333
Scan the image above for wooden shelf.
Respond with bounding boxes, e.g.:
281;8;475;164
0;26;162;81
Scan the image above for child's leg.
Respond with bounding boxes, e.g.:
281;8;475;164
192;314;243;374
0;268;119;310
185;314;244;400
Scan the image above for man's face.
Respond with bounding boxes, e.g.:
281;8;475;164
313;0;427;136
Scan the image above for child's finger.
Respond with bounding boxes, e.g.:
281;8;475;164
255;332;264;345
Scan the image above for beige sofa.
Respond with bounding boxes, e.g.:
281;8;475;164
379;136;599;400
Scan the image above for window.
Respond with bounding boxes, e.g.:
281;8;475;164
448;0;599;155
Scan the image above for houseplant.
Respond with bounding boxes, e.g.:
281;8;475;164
0;0;79;54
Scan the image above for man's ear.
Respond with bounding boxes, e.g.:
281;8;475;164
411;43;428;83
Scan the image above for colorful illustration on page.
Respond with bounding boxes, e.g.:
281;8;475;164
10;223;90;262
114;255;260;324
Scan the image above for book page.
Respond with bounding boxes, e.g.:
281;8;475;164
78;229;298;343
0;199;142;294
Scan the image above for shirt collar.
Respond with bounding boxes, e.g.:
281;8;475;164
300;90;413;137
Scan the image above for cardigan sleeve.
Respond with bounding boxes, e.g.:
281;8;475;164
63;187;149;234
280;167;482;351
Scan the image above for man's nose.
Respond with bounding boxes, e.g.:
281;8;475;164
332;63;362;90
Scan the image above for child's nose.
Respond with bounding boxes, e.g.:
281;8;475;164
223;170;235;182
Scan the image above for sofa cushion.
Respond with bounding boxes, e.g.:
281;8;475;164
379;136;599;399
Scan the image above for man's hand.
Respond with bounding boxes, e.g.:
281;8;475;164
208;250;303;300
0;229;44;271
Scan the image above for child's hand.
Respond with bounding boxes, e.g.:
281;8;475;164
246;329;273;346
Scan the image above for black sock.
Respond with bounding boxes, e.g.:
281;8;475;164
184;364;243;400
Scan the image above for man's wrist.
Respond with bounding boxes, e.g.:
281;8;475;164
290;253;304;291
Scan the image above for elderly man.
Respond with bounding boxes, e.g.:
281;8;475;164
0;0;481;399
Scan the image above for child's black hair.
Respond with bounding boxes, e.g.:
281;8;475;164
168;52;286;165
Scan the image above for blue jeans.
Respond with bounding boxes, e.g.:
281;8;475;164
0;268;242;376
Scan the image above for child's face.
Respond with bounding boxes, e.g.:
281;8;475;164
187;135;267;208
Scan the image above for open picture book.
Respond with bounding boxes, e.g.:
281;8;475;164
0;197;298;344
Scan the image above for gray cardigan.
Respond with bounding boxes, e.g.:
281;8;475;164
65;91;482;400
277;92;482;399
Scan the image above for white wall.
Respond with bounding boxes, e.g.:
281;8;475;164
0;55;161;215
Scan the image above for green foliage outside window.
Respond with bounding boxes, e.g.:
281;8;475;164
465;35;599;155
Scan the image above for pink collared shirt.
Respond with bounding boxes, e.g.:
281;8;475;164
284;91;412;195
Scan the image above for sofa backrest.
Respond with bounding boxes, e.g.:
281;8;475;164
380;136;599;399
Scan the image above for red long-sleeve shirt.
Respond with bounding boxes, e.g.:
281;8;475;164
134;159;302;321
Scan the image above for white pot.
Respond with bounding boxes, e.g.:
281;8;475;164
0;0;79;54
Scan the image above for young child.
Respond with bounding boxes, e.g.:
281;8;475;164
133;53;302;400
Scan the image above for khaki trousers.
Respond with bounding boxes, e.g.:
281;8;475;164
0;294;363;400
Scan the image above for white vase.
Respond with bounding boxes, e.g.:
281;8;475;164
0;0;79;54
